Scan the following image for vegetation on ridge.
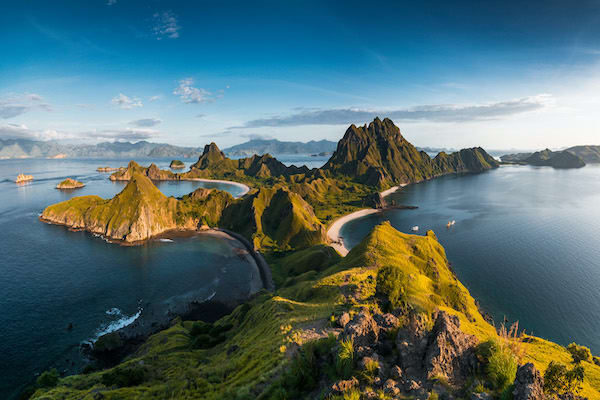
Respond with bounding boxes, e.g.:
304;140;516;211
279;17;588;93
31;222;600;399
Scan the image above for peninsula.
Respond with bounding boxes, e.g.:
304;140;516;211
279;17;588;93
33;118;597;400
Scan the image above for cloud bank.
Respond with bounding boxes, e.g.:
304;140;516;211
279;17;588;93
235;94;553;128
129;118;162;127
0;93;52;119
0;124;158;142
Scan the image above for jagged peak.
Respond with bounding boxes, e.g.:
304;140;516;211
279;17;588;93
202;142;223;155
115;172;166;202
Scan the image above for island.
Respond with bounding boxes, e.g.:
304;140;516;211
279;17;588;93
33;118;596;400
169;159;185;169
501;148;587;168
15;173;33;183
55;178;85;189
97;166;124;172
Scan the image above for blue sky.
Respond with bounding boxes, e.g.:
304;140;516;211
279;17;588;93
1;0;600;149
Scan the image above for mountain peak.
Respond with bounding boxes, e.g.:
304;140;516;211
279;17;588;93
324;118;499;188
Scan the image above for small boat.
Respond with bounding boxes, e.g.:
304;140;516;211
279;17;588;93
411;226;419;232
446;220;456;228
15;174;33;183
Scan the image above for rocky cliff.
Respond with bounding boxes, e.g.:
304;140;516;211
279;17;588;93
42;173;179;242
109;160;177;181
323;118;498;188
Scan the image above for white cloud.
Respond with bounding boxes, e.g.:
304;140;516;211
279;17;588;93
235;94;555;128
148;95;162;102
0;124;158;142
92;127;158;141
111;93;143;109
152;11;181;40
0;124;74;141
0;93;51;119
129;118;162;127
173;78;214;104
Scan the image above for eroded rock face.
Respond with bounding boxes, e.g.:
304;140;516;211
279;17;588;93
512;363;546;400
396;311;479;386
343;311;380;348
424;311;479;384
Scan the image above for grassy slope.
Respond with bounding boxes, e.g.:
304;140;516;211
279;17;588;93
42;173;179;242
32;222;600;399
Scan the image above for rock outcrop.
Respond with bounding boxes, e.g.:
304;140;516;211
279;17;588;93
169;159;185;169
512;363;547;400
424;311;479;384
396;311;479;386
343;311;380;348
110;161;177;181
56;178;85;189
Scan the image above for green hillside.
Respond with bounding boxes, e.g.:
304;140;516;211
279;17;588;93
31;222;600;399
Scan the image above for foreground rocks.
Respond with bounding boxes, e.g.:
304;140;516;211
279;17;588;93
335;310;480;399
513;363;546;400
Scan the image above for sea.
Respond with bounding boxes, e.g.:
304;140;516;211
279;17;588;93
341;164;600;354
1;156;599;397
0;157;272;399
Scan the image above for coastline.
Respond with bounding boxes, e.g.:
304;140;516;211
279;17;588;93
326;183;408;256
186;178;250;197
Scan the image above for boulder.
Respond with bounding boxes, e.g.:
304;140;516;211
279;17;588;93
332;377;359;394
343;311;380;347
390;365;403;380
383;379;401;396
374;313;400;332
512;363;546;400
337;312;351;328
424;311;479;384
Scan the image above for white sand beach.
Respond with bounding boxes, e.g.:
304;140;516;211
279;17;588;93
327;183;409;256
187;178;250;197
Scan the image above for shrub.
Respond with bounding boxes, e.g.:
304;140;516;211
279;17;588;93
360;358;379;383
567;342;592;363
428;392;440;400
376;266;408;310
477;338;518;391
101;366;146;388
190;321;212;336
593;356;600;366
336;338;355;379
275;335;336;398
543;361;584;395
500;385;514;400
36;368;59;388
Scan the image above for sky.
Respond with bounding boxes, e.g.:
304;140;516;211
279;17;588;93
1;0;600;150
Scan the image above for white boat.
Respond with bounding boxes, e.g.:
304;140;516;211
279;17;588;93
411;226;419;232
446;220;456;228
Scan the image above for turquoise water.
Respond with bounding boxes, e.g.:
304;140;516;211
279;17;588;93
341;165;600;353
0;158;257;398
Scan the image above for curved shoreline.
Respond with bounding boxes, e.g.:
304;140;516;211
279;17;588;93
185;178;250;198
326;184;407;256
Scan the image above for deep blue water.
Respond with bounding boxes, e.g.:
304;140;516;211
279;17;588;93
341;165;600;353
0;158;259;398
